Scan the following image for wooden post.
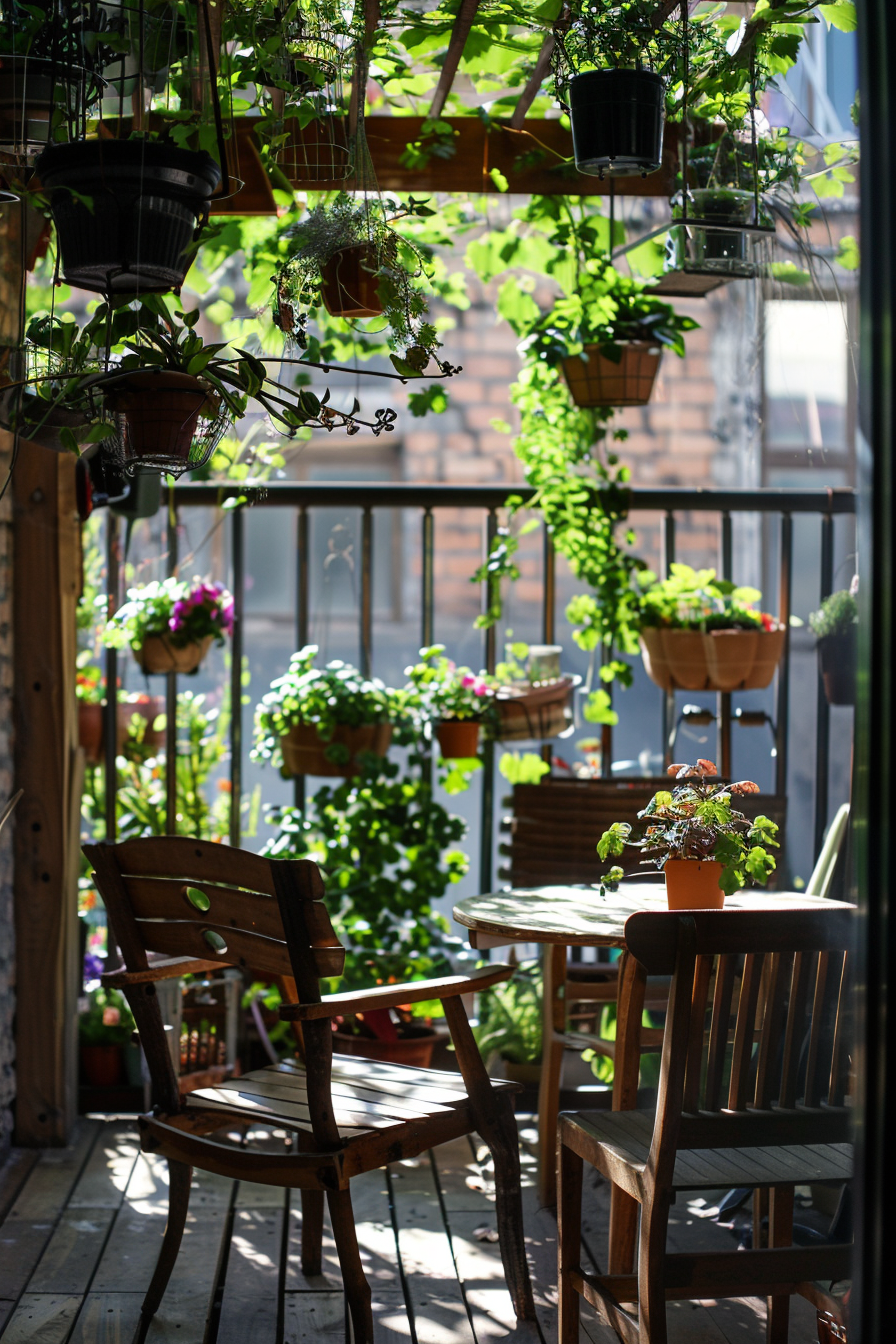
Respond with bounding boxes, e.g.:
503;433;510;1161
13;444;82;1144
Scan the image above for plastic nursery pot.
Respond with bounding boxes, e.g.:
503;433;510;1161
666;189;770;280
561;341;662;409
568;68;666;179
332;1027;437;1069
80;1043;124;1088
35;139;222;294
664;859;725;911
818;628;857;706
134;634;213;676
436;719;481;759
494;677;576;742
103;371;212;469
280;722;393;777
320;242;383;318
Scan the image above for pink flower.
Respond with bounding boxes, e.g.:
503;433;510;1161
473;681;487;697
461;673;477;689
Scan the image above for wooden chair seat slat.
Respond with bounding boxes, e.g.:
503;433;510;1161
133;918;345;979
189;1065;457;1124
124;875;340;945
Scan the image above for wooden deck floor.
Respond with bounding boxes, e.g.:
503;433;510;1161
0;1116;821;1344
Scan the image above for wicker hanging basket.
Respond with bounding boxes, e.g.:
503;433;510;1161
639;627;786;693
562;341;662;408
494;677;577;742
134;634;213;676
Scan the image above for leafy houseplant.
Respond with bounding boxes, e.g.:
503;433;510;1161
598;759;779;908
76;665;165;764
474;961;542;1084
103;577;234;676
809;586;858;707
252;645;399;778
405;645;495;759
635;564;785;692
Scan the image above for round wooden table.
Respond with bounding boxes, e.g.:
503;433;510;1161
454;883;852;1271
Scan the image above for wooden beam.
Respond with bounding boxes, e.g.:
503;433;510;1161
509;33;557;131
13;446;82;1145
427;0;482;121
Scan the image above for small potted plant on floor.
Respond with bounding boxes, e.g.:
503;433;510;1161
79;984;136;1087
636;563;786;692
331;1005;440;1069
474;960;542;1086
598;759;779;909
809;584;858;707
525;261;698;409
103;576;234;676
406;645;495;759
252;645;396;778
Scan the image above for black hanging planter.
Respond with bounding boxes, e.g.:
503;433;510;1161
568;68;665;178
818;628;857;707
36;139;221;294
0;55;90;160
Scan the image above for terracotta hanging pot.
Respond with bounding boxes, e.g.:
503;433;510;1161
436;720;481;758
104;371;213;470
332;1027;437;1068
280;722;393;777
562;340;662;408
640;627;786;692
78;702;105;765
817;629;856;707
320;242;383;318
494;677;576;742
134;633;213;676
664;859;725;910
639;628;708;692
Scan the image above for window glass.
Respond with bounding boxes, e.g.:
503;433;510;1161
765;300;848;453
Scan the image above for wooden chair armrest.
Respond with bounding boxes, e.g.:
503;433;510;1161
279;963;513;1021
103;956;227;987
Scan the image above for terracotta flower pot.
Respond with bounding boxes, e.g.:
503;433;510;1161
320;243;383;318
818;629;856;706
134;634;213;676
78;702;105;765
332;1028;437;1069
562;341;662;408
639;629;708;692
640;627;786;692
436;720;481;758
281;722;393;777
105;371;212;468
664;859;725;910
80;1043;124;1087
495;677;576;742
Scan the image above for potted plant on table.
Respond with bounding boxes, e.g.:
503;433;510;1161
252;645;397;778
103;576;234;676
405;645;495;759
598;759;779;909
636;563;786;692
809;585;858;707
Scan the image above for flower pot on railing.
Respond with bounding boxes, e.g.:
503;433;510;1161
436;719;481;759
562;340;662;408
332;1026;437;1068
664;858;725;910
665;189;770;280
134;633;213;676
495;676;576;742
36;139;221;294
280;722;393;777
567;68;666;178
639;627;785;693
320;242;383;318
818;628;856;706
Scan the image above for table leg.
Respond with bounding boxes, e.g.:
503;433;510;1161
538;942;567;1207
608;950;646;1273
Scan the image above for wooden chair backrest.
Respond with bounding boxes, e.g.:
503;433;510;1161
501;780;788;887
624;908;853;1177
84;837;344;1132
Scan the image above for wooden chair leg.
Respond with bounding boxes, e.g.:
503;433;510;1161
558;1132;583;1344
301;1188;325;1277
482;1093;538;1322
638;1193;671;1344
327;1187;374;1344
767;1186;794;1344
133;1160;192;1344
538;944;567;1207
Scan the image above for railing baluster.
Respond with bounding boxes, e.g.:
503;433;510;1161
662;510;676;770
294;505;309;812
815;511;834;856
229;505;244;848
719;511;734;777
360;506;373;678
165;486;178;835
104;513;119;841
480;509;499;894
542;530;555;768
421;507;434;648
776;513;793;797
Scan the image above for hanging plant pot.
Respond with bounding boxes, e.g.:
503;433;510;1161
665;189;771;280
0;56;91;160
36;139;221;294
103;370;226;477
640;627;786;692
568;68;666;179
495;677;576;742
664;859;725;911
320;242;383;318
280;722;393;777
818;629;856;706
562;341;662;408
134;633;213;676
78;702;105;765
332;1026;437;1068
436;720;481;758
639;628;707;691
278;115;349;184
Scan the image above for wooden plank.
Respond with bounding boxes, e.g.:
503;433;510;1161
25;1210;115;1294
389;1154;476;1344
0;1151;40;1223
282;1291;346;1343
67;1292;143;1344
66;1122;140;1209
216;1207;283;1344
0;1292;82;1343
13;447;82;1143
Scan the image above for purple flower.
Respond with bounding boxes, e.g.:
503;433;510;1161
168;613;184;633
83;951;105;982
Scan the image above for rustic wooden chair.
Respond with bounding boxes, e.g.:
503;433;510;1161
557;906;853;1344
85;836;537;1344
